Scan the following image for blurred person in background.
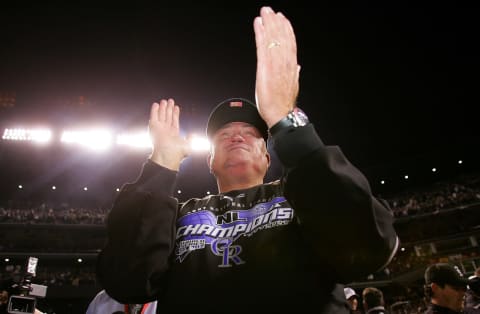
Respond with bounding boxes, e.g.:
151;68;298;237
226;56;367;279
465;267;480;314
86;289;157;314
345;287;361;314
0;289;8;314
424;263;471;314
363;287;387;314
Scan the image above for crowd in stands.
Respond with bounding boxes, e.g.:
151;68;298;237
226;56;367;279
1;173;479;224
0;205;108;225
384;173;480;217
373;248;480;281
0;264;96;288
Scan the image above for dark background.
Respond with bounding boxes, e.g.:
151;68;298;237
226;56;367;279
0;1;478;198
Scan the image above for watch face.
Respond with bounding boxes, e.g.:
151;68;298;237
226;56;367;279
292;107;309;126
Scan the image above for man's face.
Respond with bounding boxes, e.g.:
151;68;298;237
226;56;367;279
0;290;8;303
208;122;270;179
432;283;466;312
347;297;358;311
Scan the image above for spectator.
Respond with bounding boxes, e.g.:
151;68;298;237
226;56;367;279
86;289;157;314
424;263;470;314
0;289;8;314
363;287;387;314
345;287;361;313
465;267;480;314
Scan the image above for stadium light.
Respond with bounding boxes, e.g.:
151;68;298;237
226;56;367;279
189;134;210;152
2;128;52;143
116;131;210;152
2;125;211;153
61;129;113;151
116;131;152;150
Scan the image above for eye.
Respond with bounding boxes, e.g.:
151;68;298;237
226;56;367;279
218;131;231;139
243;127;258;137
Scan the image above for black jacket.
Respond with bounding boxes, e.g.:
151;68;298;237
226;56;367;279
367;306;387;314
425;303;464;314
97;123;399;313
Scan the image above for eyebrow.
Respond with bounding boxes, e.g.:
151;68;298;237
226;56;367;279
217;123;259;133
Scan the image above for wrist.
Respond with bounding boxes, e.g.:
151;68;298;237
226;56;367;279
149;151;182;171
268;107;309;137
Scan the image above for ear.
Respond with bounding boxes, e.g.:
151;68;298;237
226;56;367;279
206;152;213;173
265;151;271;168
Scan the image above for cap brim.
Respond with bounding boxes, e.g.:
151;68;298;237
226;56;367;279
449;278;470;287
206;98;268;142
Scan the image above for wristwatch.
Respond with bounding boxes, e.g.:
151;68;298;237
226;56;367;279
269;107;309;136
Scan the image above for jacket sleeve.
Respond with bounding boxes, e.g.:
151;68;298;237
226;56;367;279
271;123;399;282
96;160;179;304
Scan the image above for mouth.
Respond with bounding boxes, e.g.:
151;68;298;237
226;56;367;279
227;145;249;152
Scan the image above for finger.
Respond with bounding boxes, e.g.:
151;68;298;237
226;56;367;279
158;99;167;122
260;6;276;29
253;16;265;48
277;12;297;56
278;12;296;41
254;16;267;63
165;98;175;126
149;102;160;123
172;105;180;131
261;7;284;42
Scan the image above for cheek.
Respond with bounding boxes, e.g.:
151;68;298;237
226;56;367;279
257;146;268;160
209;150;218;165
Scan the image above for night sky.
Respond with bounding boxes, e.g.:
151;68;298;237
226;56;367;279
0;1;478;197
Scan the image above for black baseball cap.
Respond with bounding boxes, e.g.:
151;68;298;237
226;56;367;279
206;98;268;141
425;263;470;287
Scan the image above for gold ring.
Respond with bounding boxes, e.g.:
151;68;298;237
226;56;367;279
268;41;281;49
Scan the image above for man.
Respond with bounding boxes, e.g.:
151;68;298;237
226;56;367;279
86;289;157;314
97;6;398;313
0;289;8;314
465;267;480;314
424;263;470;314
363;287;387;314
345;287;360;313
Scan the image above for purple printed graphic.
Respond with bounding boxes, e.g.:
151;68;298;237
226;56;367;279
175;196;292;265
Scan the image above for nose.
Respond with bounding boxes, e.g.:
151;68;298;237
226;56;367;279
231;135;244;143
230;131;245;142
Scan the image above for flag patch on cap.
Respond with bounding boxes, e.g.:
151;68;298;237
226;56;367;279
229;101;243;107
